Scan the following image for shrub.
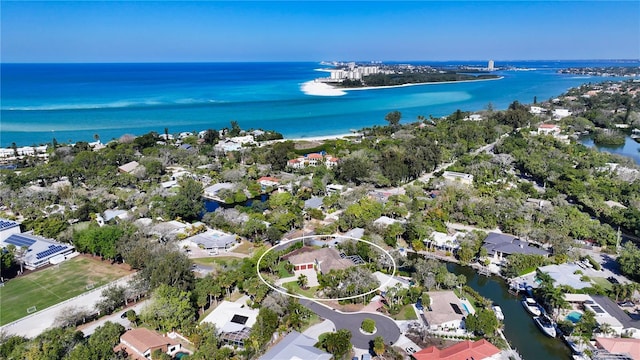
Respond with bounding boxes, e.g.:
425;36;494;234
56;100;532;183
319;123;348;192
584;255;602;271
361;318;376;333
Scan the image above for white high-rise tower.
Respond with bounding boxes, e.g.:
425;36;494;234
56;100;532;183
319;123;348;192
488;60;495;71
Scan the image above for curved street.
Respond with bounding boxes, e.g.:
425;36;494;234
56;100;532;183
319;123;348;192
300;300;401;349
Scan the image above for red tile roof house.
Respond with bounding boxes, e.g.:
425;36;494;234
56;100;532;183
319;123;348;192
257;176;280;188
287;157;305;169
306;153;325;166
595;337;640;359
412;339;501;360
113;328;182;360
282;246;353;274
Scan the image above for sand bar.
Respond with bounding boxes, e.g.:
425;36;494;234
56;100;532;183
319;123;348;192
301;76;503;97
300;80;346;96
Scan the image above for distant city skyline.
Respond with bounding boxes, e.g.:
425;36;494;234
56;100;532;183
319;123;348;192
1;1;639;63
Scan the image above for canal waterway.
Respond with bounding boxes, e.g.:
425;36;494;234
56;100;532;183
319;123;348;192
446;262;572;360
581;135;640;165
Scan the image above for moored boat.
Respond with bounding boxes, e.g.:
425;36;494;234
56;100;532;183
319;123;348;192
492;305;505;321
534;314;557;337
522;297;542;316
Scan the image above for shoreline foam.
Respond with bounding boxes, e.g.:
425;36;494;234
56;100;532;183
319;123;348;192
301;76;504;97
300;80;346;96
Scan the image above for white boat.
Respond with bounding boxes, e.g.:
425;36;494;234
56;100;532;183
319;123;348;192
534;315;557;337
522;297;542;316
492;305;505;321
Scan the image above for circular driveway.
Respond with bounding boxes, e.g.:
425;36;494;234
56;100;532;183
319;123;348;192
301;300;401;349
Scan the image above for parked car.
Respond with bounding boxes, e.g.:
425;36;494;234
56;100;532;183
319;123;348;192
406;346;417;354
607;276;620;284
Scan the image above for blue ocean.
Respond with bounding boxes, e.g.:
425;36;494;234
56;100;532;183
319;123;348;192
1;60;639;147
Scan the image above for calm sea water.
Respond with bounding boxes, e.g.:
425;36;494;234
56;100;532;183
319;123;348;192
1;60;638;147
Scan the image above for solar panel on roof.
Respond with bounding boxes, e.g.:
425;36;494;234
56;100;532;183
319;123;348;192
231;315;249;325
0;220;18;230
450;303;463;315
4;235;36;247
591;305;605;314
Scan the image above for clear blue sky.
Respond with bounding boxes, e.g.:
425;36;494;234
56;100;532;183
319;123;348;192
2;1;639;62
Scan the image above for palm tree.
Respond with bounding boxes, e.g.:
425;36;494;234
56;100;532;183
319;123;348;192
297;274;308;289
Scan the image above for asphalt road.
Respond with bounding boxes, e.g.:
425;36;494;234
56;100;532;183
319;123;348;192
300;300;401;349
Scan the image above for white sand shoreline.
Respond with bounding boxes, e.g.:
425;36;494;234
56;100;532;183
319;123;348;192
300;76;503;97
285;133;358;142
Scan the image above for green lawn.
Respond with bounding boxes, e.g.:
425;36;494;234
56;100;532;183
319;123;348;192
0;256;132;325
591;277;613;291
192;256;239;266
282;281;318;299
391;304;418;320
277;262;292;278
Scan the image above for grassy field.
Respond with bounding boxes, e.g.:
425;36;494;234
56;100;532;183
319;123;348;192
283;281;318;299
391;304;419;320
0;256;132;325
192;256;240;266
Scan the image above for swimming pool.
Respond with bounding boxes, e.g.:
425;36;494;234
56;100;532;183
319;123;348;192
174;352;190;359
462;303;471;314
566;311;582;323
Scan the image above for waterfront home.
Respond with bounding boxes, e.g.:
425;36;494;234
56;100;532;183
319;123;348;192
422;291;466;331
594;337;640;360
412;339;501;360
463;114;483;121
373;271;410;291
482;232;549;265
258;331;332;360
537;263;593;290
113;328;181;360
537;123;561;136
203;182;235;201
200;300;259;347
282;247;354;274
424;231;463;251
441;171;474;186
565;294;640;338
257;176;279;189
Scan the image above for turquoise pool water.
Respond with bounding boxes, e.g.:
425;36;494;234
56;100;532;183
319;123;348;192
566;311;582;323
174;352;190;359
462;303;471;314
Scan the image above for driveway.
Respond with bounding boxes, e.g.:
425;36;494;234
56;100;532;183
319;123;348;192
301;300;401;350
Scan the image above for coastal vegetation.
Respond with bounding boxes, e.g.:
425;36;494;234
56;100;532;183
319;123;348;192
338;72;499;88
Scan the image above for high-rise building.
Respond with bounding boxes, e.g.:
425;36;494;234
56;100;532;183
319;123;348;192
488;60;495;71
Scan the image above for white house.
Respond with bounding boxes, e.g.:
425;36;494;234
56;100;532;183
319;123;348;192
203;183;235;200
442;171;474;185
530;106;546;115
426;231;463;251
553;108;572;119
423;291;467;331
200;300;259;347
464;114;483;121
537;124;561;136
0;219;21;242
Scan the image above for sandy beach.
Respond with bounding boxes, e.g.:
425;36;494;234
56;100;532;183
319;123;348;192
286;133;357;142
301;76;504;97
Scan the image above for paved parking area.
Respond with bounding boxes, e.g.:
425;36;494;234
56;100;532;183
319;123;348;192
301;300;401;350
